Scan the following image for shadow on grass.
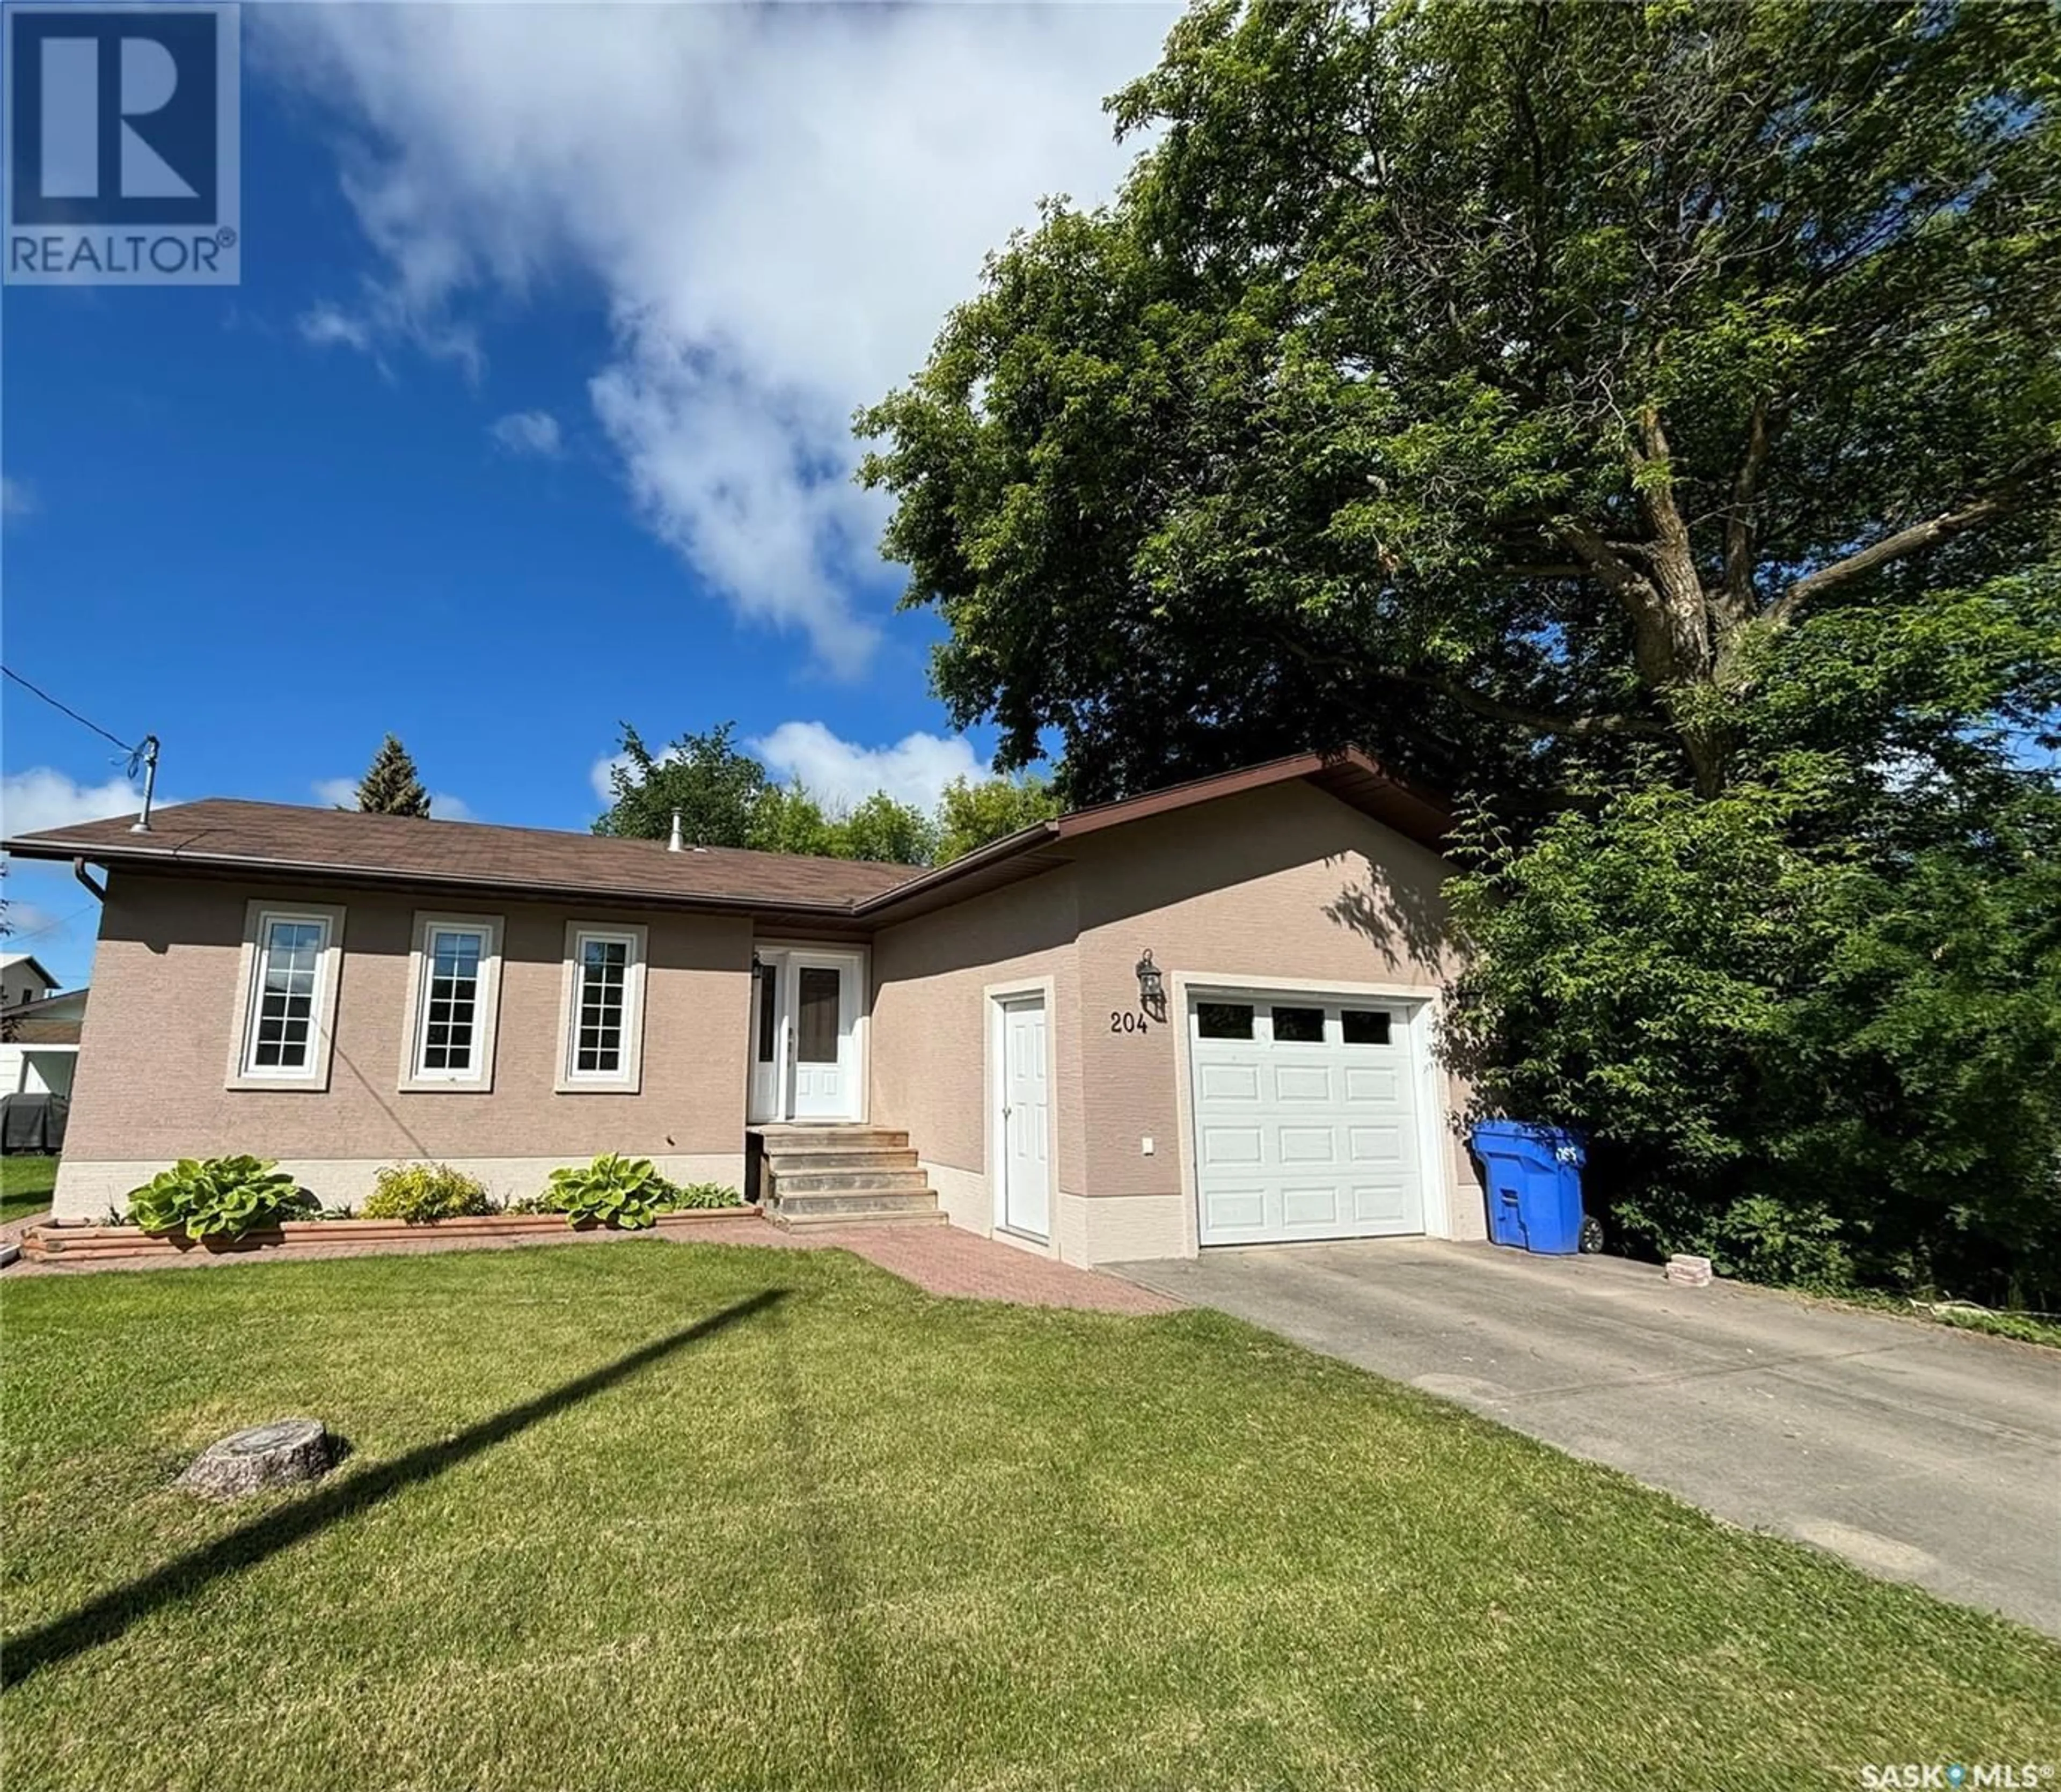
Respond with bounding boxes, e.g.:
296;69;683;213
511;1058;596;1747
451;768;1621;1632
2;1287;789;1689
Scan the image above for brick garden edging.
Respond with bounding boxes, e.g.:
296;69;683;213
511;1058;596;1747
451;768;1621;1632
19;1206;759;1264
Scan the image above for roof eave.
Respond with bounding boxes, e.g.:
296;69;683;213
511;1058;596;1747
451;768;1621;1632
851;818;1063;919
2;836;872;919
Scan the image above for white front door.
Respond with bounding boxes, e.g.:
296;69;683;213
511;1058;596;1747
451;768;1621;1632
747;949;864;1123
1189;993;1423;1246
998;995;1050;1238
789;954;855;1120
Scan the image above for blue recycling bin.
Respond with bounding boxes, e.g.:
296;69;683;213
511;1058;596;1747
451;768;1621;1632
1470;1121;1587;1254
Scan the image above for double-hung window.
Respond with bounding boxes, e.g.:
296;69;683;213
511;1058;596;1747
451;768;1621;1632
229;903;345;1088
401;913;503;1091
557;923;648;1092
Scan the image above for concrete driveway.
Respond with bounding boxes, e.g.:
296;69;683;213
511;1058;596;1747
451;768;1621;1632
1114;1239;2061;1637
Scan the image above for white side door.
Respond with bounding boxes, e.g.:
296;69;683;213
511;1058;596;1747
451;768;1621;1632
788;954;857;1121
999;996;1051;1238
1190;994;1423;1245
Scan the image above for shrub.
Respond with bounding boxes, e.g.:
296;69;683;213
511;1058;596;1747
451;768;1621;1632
1442;756;2061;1309
539;1154;684;1230
126;1157;313;1239
673;1181;745;1210
363;1162;493;1224
1702;1196;1857;1291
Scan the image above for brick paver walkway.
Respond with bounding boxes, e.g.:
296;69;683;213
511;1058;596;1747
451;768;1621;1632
809;1223;1182;1314
3;1212;1182;1315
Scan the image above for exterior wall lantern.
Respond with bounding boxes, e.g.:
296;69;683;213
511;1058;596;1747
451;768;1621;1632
1135;950;1167;1025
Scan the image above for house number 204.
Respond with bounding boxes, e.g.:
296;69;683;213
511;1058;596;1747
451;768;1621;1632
1109;1010;1152;1034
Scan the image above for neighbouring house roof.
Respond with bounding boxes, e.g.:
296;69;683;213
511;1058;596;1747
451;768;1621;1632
1;987;86;1045
1;751;1450;923
0;952;59;991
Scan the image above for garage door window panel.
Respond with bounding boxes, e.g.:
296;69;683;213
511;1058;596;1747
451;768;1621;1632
1270;1005;1326;1043
1197;1002;1254;1041
1342;1008;1394;1045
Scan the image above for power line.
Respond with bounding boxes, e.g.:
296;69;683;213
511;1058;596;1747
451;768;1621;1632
0;899;100;945
2;664;141;757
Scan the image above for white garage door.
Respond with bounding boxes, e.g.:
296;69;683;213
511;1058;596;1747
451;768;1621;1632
1189;993;1424;1246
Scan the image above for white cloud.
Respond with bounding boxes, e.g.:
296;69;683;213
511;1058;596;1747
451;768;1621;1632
258;4;1173;674
751;721;980;815
589;723;976;814
1;767;149;837
297;302;374;354
1;476;35;521
589;751;631;806
488;409;562;458
429;792;473;822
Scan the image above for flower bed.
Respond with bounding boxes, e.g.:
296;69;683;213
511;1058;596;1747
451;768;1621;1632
20;1206;761;1264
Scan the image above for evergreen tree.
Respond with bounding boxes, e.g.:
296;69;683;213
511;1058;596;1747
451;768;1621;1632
353;735;432;817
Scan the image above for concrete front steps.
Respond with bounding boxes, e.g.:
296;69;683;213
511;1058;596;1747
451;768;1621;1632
754;1125;945;1230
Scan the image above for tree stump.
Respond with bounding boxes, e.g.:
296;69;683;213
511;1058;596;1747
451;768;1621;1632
177;1418;332;1500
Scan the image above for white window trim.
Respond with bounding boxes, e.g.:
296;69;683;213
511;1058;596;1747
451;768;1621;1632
225;901;346;1091
398;912;504;1093
554;921;649;1094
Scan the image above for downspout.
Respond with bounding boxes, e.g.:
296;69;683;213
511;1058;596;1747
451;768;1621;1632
72;858;106;902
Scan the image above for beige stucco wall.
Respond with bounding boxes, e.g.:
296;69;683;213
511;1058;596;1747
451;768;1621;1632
871;782;1485;1263
53;871;752;1221
868;867;1084;1199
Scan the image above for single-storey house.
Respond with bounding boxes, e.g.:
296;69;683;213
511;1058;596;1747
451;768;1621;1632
3;751;1487;1260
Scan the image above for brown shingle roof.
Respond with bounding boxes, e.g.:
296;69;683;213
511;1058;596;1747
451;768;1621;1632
2;751;1451;925
2;799;921;913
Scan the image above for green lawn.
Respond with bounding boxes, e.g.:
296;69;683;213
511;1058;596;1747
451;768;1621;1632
4;1245;2056;1791
1;1154;58;1225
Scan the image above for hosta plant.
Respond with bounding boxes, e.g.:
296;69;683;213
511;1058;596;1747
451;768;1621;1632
126;1157;313;1239
672;1181;745;1210
540;1154;684;1230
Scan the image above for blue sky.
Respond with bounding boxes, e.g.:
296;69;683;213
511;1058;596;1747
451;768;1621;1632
2;3;1176;988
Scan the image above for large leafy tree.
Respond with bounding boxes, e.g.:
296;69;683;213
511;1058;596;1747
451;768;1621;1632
593;723;770;846
353;735;432;818
594;726;941;865
836;792;940;866
936;773;1065;862
1442;577;2061;1302
860;0;2059;804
